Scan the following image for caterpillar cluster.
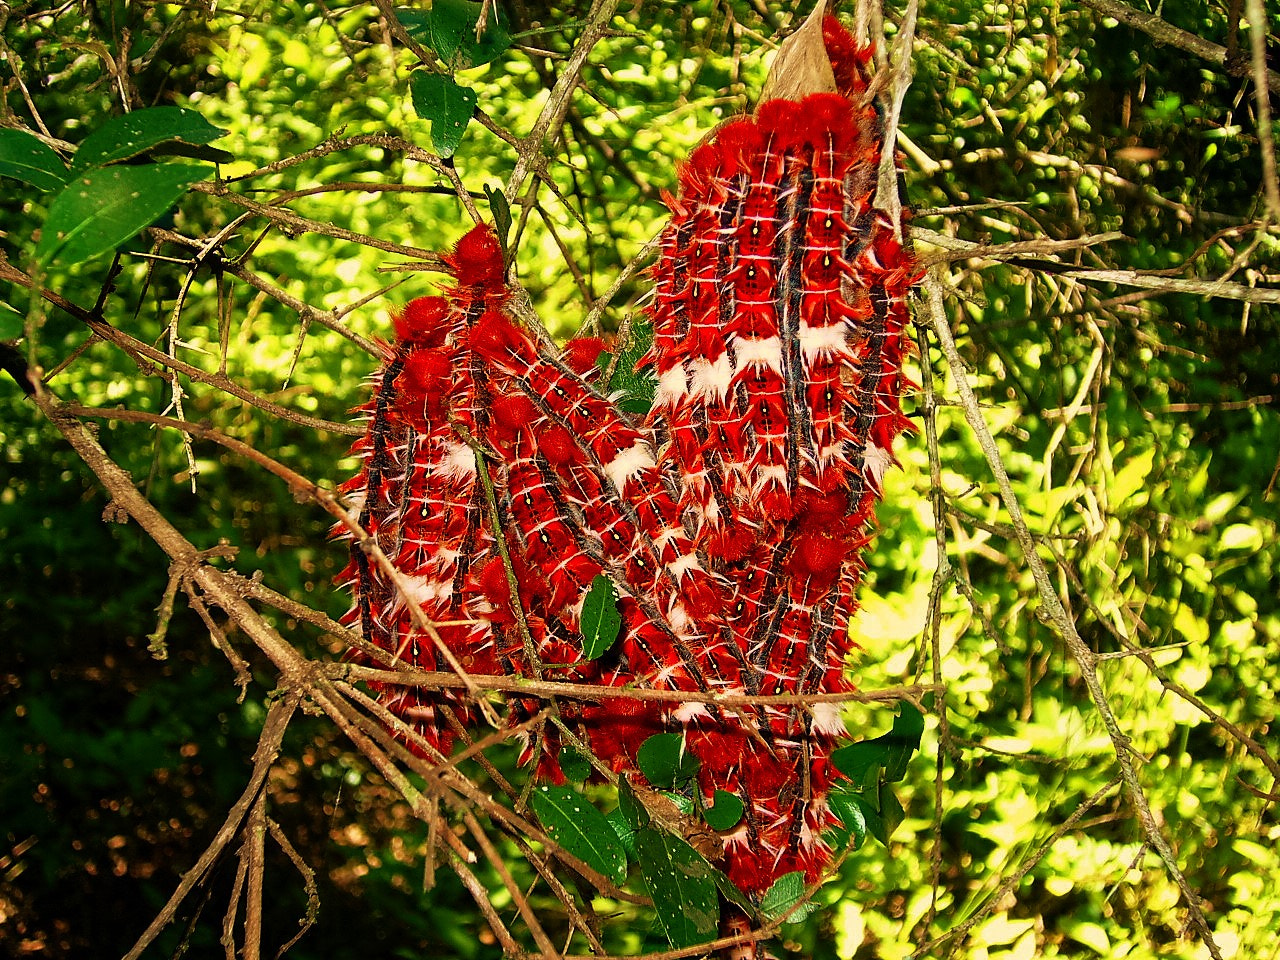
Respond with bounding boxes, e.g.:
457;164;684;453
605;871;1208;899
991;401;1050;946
337;14;918;899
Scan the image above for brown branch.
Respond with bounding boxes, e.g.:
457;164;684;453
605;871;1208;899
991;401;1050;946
1245;0;1280;220
0;257;362;435
1077;0;1280;95
122;692;301;960
504;0;622;199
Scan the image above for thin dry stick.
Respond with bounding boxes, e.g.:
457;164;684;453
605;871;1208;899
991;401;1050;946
503;0;622;200
240;787;268;960
461;810;563;960
921;272;1223;960
122;692;301;960
913;316;954;934
266;818;321;959
0;257;362;435
1245;0;1280;221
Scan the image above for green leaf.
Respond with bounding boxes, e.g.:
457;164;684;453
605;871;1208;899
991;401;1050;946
604;320;656;413
409;72;477;158
36;163;212;266
633;827;719;949
557;749;592;782
873;781;905;844
580;575;622;660
530;785;628;885
484;184;512;250
71;107;227;172
397;1;512;68
0;301;25;341
703;790;744;831
636;733;699;790
0;129;68;191
825;786;868;850
759;871;820;924
617;777;647;830
831;703;924;787
604;806;637;856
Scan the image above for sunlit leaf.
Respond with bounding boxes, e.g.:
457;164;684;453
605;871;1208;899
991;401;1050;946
36;163;211;266
530;785;627;885
409;72;477;158
759;870;820;924
825;786;868;850
831;703;923;787
397;1;512;68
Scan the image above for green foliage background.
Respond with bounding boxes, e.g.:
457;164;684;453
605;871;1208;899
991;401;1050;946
1;1;1277;958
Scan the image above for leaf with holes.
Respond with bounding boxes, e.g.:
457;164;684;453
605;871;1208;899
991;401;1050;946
633;826;719;949
70;107;228;173
410;72;477;158
580;575;622;660
397;1;511;69
36;163;212;266
0;129;67;192
636;733;699;790
530;785;627;885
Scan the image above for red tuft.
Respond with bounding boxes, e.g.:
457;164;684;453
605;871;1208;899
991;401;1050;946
537;424;581;468
796;488;850;526
446;224;506;290
398;348;451;403
395;296;450;347
561;336;608;377
713;119;764;174
822;14;872;97
787;530;849;592
468;309;533;365
755;98;805;152
679;140;723;193
798;93;857;155
491;393;539;436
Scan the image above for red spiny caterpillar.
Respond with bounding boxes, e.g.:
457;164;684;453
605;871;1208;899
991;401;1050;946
633;13;918;896
336;8;918;914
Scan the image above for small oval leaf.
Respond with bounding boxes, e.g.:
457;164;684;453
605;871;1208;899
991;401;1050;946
37;163;211;266
409;72;477;158
703;789;744;831
580;575;622;660
530;785;628;885
636;732;699;790
0;129;68;192
71;107;227;172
